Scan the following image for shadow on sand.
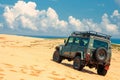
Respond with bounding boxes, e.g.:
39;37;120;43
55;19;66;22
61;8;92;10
51;59;97;75
61;63;96;74
61;62;97;75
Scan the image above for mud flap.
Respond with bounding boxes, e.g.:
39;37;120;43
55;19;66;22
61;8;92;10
104;65;109;70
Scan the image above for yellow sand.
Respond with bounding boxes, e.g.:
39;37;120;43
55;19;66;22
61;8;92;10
0;34;119;80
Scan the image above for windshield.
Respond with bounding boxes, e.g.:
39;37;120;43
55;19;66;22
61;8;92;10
93;40;108;49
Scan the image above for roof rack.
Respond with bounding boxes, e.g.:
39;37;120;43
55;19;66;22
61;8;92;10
71;31;111;40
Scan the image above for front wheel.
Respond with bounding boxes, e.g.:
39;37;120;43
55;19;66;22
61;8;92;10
97;65;107;76
53;51;62;63
73;56;84;71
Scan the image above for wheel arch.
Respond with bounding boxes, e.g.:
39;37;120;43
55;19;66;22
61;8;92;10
55;45;63;55
75;51;84;60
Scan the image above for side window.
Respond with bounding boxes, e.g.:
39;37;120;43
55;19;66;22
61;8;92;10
67;37;74;44
93;40;108;49
74;37;80;44
80;38;89;46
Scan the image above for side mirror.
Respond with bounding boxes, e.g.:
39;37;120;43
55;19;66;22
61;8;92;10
64;39;67;44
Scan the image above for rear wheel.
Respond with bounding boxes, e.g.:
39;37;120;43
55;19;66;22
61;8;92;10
73;56;84;71
53;51;62;63
97;65;107;76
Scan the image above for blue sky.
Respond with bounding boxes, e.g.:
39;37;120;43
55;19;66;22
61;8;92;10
0;0;120;38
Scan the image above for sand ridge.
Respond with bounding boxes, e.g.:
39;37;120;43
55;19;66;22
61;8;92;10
0;34;120;80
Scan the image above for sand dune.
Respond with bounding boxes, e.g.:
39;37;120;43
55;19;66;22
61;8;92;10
0;34;120;80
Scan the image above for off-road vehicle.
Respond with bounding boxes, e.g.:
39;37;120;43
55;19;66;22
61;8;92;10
53;31;111;76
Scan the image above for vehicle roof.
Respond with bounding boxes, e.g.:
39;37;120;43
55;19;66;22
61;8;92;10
71;31;111;40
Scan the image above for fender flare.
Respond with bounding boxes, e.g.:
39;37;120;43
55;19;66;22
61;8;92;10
75;51;84;60
55;46;63;55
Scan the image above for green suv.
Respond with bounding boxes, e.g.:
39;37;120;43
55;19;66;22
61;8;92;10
53;31;111;76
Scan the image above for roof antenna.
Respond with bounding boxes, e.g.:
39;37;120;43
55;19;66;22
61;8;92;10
87;26;90;32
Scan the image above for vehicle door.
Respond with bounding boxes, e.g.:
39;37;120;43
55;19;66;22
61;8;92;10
78;38;89;55
62;37;74;57
70;37;81;58
70;37;89;58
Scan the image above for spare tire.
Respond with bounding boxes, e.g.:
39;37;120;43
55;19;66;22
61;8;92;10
95;47;107;62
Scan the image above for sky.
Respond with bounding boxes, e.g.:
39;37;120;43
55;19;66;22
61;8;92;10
0;0;120;38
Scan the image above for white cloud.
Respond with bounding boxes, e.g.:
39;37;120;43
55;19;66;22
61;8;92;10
3;1;39;30
111;10;120;20
20;16;38;30
3;1;67;32
69;16;81;27
82;19;102;32
42;7;68;28
102;13;109;24
112;10;120;16
2;1;120;37
101;13;119;35
111;10;120;21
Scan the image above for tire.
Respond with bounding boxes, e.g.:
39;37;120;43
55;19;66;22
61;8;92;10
97;65;107;76
95;47;107;62
53;51;62;63
73;56;84;71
